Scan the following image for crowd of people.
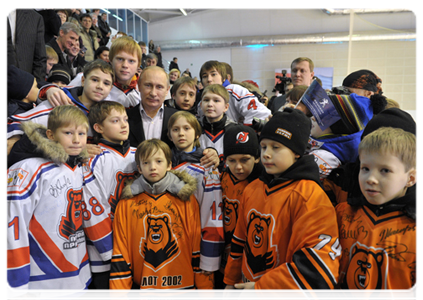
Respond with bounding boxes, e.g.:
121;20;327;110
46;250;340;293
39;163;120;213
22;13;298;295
7;8;416;291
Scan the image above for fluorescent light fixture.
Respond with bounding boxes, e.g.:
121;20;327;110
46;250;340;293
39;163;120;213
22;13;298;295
113;14;123;21
246;44;269;48
180;9;187;16
102;9;111;14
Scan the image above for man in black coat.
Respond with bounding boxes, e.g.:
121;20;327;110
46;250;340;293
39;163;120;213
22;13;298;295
127;66;219;168
127;66;177;148
7;9;47;83
169;57;179;71
98;13;111;46
46;22;81;79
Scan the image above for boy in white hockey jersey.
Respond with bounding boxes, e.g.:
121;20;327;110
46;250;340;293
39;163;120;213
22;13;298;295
82;101;138;289
198;84;236;171
198;60;271;126
7;105;91;289
168;111;224;277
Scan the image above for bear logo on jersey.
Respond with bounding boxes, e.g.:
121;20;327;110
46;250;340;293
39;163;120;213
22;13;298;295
235;131;249;144
59;189;84;242
244;210;277;279
140;214;180;271
346;241;388;289
109;171;137;215
223;197;239;244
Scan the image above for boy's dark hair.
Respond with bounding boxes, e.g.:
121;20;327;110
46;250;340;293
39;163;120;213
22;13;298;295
171;76;197;97
199;60;227;83
135;139;172;168
88;101;126;143
95;46;109;60
79;13;92;21
202;84;230;104
83;59;115;83
220;62;233;82
285;85;308;105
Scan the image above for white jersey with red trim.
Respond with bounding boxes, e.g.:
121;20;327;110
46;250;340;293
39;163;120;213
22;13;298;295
172;161;224;271
82;142;138;273
69;73;140;108
225;83;271;126
7;158;91;289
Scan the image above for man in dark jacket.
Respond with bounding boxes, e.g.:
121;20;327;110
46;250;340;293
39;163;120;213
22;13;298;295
98;13;111;46
46;22;80;79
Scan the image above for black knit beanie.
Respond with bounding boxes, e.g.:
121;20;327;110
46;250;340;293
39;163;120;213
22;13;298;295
361;107;416;139
224;124;259;159
8;65;35;100
259;107;311;155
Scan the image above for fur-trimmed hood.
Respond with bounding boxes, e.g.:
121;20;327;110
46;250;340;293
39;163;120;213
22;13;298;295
10;121;89;166
121;169;198;201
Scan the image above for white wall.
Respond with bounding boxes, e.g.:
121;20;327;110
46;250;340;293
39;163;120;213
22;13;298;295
161;48;231;81
151;9;416;111
150;9;416;41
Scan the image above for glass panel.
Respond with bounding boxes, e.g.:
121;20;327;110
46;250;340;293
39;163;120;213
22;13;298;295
127;10;134;39
118;9;126;33
142;19;148;44
135;15;142;42
108;9;117;30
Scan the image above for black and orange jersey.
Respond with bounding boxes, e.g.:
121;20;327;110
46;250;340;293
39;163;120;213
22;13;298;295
223;155;341;289
109;192;213;289
336;198;416;289
220;171;250;272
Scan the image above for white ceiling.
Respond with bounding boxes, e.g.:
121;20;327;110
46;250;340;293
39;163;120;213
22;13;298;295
130;9;208;23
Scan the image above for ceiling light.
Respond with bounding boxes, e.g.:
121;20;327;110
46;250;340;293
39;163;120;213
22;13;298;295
180;9;187;16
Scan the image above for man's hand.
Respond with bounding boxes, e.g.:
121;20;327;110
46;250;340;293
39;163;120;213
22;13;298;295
235;282;260;300
200;148;220;170
86;144;102;158
222;285;235;300
46;87;73;107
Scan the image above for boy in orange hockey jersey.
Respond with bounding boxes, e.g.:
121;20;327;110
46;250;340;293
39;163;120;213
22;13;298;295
224;108;340;289
216;124;263;288
336;127;416;289
109;139;213;289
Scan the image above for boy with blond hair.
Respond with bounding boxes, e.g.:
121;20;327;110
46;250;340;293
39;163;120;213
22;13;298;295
109;139;213;289
45;45;59;80
82;101;138;289
336;127;416;289
198;60;271;126
7;105;91;289
199;84;236;170
224;108;340;289
43;36;142;108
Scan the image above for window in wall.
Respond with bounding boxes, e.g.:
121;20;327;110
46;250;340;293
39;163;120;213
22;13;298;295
142;19;148;44
135;15;142;42
118;9;126;34
108;9;117;30
127;10;134;38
